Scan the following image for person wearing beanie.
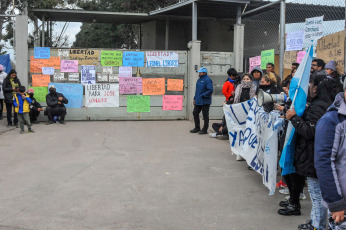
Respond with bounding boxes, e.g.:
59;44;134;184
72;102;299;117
45;85;69;125
27;88;44;124
0;64;7;120
325;60;343;92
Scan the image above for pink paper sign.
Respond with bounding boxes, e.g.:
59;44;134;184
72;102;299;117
249;56;261;72
296;51;306;64
163;95;183;111
119;77;142;94
61;60;79;72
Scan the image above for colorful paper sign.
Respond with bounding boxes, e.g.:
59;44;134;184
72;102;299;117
167;79;184;91
81;65;96;85
163;95;183;111
30;56;61;73
119;77;142;94
32;74;50;87
42;67;55;75
101;51;123;66
28;86;48;103
142;78;165;95
127;95;150;113
60;60;79;73
68;73;79;82
261;49;275;69
103;66;113;74
85;84;119;108
304;16;324;42
34;47;50;59
69;49;99;65
119;66;133;77
286;30;304;51
97;73;108;82
146;51;179;67
123;52;145;67
109;74;119;83
48;83;83;108
296;51;306;64
249;56;261;72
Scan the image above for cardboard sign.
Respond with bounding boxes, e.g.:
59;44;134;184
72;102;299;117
28;87;48;103
103;66;113;74
286;31;304;51
34;47;50;59
123;52;145;67
97;73;108;82
85;84;119;108
101;51;123;66
81;65;96;85
42;67;54;75
54;73;65;82
167;79;184;91
304;16;324;42
142;78;165;95
109;74;119;83
163;95;183;111
146;51;179;67
58;49;69;59
61;60;79;73
48;83;83;108
32;74;50;87
317;30;345;74
284;51;298;69
69;49;99;65
127;95;150;113
119;77;142;94
249;56;261;73
119;66;132;77
30;56;61;73
261;49;275;69
68;73;79;82
296;51;306;64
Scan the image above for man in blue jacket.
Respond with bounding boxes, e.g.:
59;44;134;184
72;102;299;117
315;82;346;229
190;67;214;134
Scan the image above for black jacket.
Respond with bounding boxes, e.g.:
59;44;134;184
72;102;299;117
46;92;68;108
2;76;21;103
29;95;42;109
290;97;329;178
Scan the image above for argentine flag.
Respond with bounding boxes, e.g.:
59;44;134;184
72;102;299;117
279;43;314;176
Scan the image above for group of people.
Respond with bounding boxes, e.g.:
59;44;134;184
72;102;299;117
0;66;69;134
190;59;346;229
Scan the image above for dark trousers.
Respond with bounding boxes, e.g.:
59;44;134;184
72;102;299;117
212;123;228;135
5;103;18;125
0;99;3;117
193;104;210;131
29;107;40;122
283;173;306;205
46;107;66;121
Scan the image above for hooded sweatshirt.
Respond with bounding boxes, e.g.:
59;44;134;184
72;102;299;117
250;66;263;88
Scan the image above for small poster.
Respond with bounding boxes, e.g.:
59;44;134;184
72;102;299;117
123;52;145;67
127;95;150;113
58;49;70;58
119;77;142;94
249;56;261;72
163;95;183;111
146;51;179;67
109;74;119;83
119;66;132;77
42;67;55;75
101;51;123;66
261;49;275;69
304;16;324;42
142;78;165;95
34;47;50;59
103;66;113;74
68;73;79;82
81;65;96;85
32;74;50;87
167;79;184;91
54;73;65;81
286;30;304;51
61;60;79;73
85;84;119;108
97;73;108;82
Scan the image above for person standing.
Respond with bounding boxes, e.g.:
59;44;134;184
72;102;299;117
266;63;282;87
190;67;213;135
2;69;21;127
0;64;7;120
13;86;34;134
325;60;343;92
222;68;237;103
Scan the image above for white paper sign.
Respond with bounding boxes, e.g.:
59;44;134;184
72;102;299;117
68;73;79;82
286;30;304;51
42;67;55;75
109;74;119;83
85;84;119;108
304;16;324;42
146;51;179;67
103;66;113;74
97;73;108;82
81;65;96;85
58;49;69;58
119;66;132;77
54;73;65;81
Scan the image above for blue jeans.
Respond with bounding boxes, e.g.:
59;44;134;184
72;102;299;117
307;177;327;230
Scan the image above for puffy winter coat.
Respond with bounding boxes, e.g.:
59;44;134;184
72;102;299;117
222;80;235;101
46;92;68;108
194;74;213;105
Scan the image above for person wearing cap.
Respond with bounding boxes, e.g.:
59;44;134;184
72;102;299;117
45;85;68;125
2;69;21;127
325;60;343;92
0;64;7;120
27;88;43;124
190;67;213;135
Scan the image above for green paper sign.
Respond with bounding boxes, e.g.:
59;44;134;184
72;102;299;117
101;51;123;66
28;87;48;102
261;49;275;69
127;95;150;113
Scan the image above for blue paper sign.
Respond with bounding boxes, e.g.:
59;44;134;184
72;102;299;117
123;52;144;67
34;47;50;59
0;54;12;73
48;83;83;108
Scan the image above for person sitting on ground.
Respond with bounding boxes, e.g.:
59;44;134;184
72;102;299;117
250;66;263;88
325;60;343;92
266;63;282;87
234;73;256;104
209;115;229;140
45;85;68;125
13;86;34;134
27;88;44;124
222;68;238;103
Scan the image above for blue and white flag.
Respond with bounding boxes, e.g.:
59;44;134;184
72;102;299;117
0;54;12;74
279;43;314;176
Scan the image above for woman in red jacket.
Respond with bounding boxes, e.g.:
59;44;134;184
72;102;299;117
222;68;238;103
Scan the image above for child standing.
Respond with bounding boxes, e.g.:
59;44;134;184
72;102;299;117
13;86;34;134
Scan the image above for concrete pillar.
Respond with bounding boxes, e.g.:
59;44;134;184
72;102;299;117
279;0;286;79
187;40;201;120
15;15;29;87
165;18;169;50
192;2;197;41
233;24;244;72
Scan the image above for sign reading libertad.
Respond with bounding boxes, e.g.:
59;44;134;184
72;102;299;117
69;49;99;65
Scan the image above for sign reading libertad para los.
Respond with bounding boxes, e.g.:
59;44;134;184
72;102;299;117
146;51;179;67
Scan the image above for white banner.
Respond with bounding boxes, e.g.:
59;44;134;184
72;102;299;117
286;30;304;51
224;99;284;195
85;84;119;108
146;51;179;67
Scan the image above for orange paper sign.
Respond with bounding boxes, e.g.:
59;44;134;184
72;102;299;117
32;74;51;87
30;56;61;73
167;79;184;91
142;78;165;95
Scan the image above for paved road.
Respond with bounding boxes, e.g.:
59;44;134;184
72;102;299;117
0;121;310;230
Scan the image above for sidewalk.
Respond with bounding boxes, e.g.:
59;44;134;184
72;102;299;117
0;112;16;134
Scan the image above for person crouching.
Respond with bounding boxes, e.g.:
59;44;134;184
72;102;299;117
13;86;34;134
46;85;68;125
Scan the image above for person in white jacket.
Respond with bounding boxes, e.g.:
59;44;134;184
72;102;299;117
0;65;7;120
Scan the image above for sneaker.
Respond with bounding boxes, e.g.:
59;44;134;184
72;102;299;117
285;192;306;201
276;180;288;188
216;135;229;140
278;204;301;216
46;121;54;125
198;130;208;135
209;133;217;138
28;128;35;133
298;220;313;230
279;188;290;195
190;127;200;133
236;155;245;161
20;129;24;134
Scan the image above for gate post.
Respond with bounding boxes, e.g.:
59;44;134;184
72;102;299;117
15;14;29;87
187;40;201;120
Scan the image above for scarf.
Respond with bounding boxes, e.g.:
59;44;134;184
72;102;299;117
10;78;18;96
234;81;256;104
228;78;235;83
